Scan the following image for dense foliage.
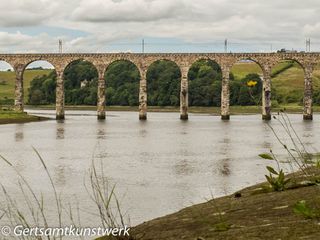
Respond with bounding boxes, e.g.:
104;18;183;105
27;71;56;105
147;60;180;106
313;92;320;105
64;60;98;105
188;60;262;106
232;73;262;106
188;60;222;106
27;60;99;105
105;61;140;106
26;60;266;107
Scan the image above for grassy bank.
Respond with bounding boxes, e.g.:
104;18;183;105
0;110;49;124
26;104;320;115
100;167;320;240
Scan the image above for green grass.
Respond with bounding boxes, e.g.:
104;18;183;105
231;62;263;80
271;63;320;103
231;61;303;80
272;64;304;100
0;110;49;124
0;69;52;102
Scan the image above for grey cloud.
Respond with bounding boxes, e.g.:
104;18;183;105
71;0;186;22
0;0;59;27
1;0;320;52
0;31;62;53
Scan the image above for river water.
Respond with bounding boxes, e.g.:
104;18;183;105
0;110;319;227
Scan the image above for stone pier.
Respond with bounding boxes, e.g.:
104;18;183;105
262;67;272;120
97;72;106;120
139;68;147;120
303;66;313;120
221;68;230;120
180;66;189;120
14;65;24;112
56;71;65;120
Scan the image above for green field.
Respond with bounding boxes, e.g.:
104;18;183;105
232;61;320;104
0;69;52;103
231;61;297;80
231;62;320;89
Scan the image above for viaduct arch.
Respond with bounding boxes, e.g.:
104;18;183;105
1;52;319;121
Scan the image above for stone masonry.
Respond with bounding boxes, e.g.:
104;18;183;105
1;52;319;120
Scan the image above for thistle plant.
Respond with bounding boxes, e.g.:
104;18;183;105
259;153;290;191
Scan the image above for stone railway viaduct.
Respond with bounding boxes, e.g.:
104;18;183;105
0;52;319;120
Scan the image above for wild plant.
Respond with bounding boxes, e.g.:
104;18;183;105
0;149;127;240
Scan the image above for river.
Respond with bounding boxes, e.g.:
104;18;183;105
0;110;319;227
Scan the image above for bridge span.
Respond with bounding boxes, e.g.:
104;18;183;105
1;52;319;120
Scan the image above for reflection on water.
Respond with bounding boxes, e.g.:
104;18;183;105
0;110;319;226
97;129;106;140
15;124;24;142
219;159;231;176
56;126;65;140
174;159;194;176
54;165;67;186
139;128;147;138
262;141;272;149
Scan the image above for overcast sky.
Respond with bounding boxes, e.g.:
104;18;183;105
0;0;320;56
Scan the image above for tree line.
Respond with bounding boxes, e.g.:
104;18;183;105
27;59;269;107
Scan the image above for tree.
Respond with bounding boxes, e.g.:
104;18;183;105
188;60;222;106
237;73;262;106
105;61;140;106
28;71;56;105
64;60;98;105
147;60;181;106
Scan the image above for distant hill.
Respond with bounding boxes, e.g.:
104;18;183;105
0;69;52;104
